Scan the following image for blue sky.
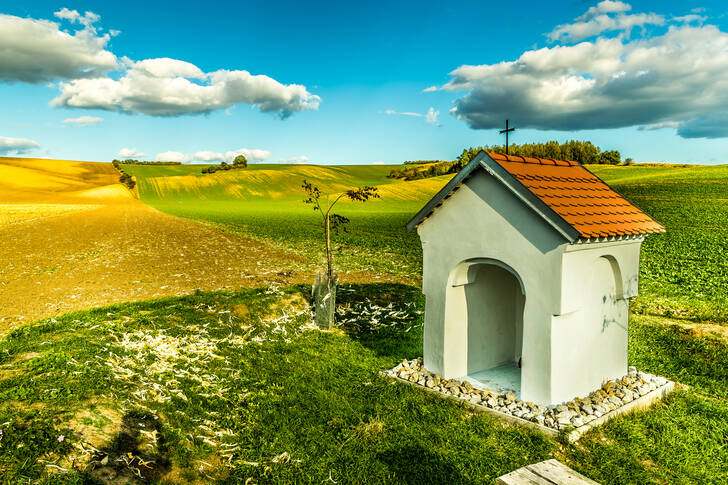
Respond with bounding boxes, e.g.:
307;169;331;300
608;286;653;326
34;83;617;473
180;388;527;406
1;1;728;164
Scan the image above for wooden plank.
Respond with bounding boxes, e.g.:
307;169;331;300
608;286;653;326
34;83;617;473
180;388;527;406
496;467;555;485
526;459;600;485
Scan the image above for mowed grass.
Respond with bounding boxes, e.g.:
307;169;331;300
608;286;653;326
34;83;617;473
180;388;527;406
0;285;726;483
128;162;728;323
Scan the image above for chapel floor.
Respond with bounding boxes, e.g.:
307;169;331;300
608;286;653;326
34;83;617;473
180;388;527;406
465;363;521;398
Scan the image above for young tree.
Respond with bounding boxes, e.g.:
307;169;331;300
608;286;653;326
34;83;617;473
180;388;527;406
302;179;379;327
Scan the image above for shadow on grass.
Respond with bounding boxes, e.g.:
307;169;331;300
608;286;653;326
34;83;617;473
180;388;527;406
375;442;466;484
333;283;424;361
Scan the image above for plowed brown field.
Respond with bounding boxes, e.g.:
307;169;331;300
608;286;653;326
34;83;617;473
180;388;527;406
0;158;408;334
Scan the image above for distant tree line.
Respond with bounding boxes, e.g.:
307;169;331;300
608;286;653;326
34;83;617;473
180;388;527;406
112;159;181;165
111;161;136;190
388;140;625;182
402;160;448;165
388;161;458;180
456;140;622;169
201;155;248;174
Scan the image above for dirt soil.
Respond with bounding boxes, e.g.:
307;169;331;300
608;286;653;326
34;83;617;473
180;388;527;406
0;198;413;334
0;158;416;334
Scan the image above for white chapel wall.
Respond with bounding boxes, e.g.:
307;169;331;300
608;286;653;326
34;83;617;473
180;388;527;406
417;169;567;405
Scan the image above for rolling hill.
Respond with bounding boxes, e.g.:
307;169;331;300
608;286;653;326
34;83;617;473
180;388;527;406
0;157;132;204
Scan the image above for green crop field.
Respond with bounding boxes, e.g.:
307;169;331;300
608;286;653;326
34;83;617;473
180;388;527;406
125;163;448;278
128;161;728;324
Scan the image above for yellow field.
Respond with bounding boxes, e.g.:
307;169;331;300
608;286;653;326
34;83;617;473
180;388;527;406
0;203;103;226
0;157;131;203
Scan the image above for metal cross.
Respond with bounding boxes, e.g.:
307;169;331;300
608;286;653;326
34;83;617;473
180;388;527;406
499;119;515;155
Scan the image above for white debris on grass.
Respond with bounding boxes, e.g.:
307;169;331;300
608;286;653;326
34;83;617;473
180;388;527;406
335;300;422;333
90;298;316;465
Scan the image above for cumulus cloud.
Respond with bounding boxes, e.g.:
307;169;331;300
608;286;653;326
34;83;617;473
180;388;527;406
422;86;438;93
52;57;321;117
0;136;41;155
154;148;271;164
384;107;441;126
677;114;728;139
0;11;116;83
118;147;147;158
0;11;318;119
441;3;728;139
63;115;103;126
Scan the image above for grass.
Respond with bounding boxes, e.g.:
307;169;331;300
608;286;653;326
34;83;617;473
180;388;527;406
588;163;728;322
128;162;728;322
125;163;446;277
0;285;727;483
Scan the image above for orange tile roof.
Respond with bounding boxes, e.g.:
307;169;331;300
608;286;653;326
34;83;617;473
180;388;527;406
487;152;665;239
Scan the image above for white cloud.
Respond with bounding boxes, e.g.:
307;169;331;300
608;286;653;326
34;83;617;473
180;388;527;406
118;147;147;158
154;148;271;164
425;107;441;126
0;11;116;83
63;115;103;126
384;109;422;117
576;1;631;21
0;11;318;119
548;11;664;43
279;156;310;163
52;58;321;117
384;107;441;126
0;136;41;155
422;86;438;93
441;3;728;139
53;8;100;28
638;121;680;131
673;14;706;24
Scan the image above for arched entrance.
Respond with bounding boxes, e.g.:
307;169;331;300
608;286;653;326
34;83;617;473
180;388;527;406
446;259;525;396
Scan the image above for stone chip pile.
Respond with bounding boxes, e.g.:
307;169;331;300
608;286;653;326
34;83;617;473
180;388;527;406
386;358;671;431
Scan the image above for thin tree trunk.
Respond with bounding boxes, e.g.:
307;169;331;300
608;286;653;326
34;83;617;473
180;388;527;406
325;199;333;282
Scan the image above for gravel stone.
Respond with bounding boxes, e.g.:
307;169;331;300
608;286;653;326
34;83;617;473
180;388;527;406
385;358;671;431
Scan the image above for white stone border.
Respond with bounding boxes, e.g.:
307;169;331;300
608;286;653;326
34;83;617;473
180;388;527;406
382;359;676;442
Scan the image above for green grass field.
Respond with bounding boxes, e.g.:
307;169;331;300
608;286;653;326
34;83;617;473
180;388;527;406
1;286;726;483
125;163;447;277
128;161;728;323
3;160;727;483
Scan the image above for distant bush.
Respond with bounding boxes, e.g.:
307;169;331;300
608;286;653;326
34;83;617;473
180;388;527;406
111;160;137;190
403;160;447;165
112;159;181;166
201;155;247;174
388;161;458;180
119;172;136;190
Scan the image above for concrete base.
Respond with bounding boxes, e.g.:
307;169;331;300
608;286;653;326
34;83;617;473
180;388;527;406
385;372;675;442
464;364;521;398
